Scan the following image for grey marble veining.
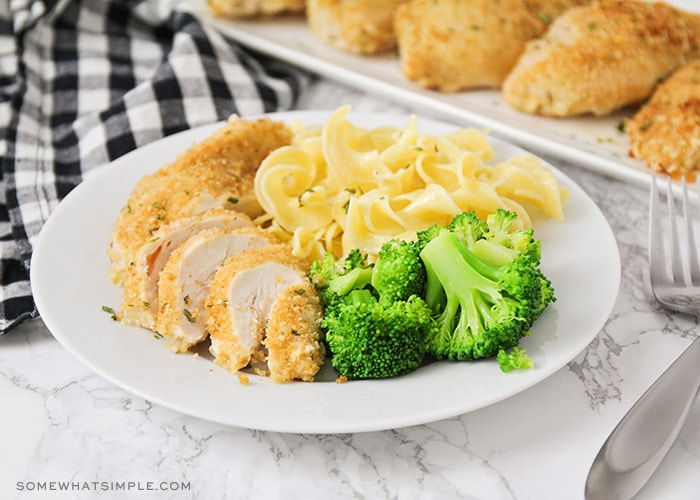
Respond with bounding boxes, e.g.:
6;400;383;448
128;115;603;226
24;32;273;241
1;78;699;500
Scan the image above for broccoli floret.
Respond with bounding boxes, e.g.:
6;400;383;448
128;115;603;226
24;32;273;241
309;251;373;307
311;208;554;377
343;248;370;271
415;223;447;253
419;211;555;361
470;209;541;265
448;211;487;247
322;290;434;379
311;242;433;379
497;347;535;372
371;239;426;302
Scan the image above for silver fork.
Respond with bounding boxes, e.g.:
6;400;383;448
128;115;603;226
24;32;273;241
585;176;700;500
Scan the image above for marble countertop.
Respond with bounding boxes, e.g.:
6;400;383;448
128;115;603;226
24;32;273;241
2;78;699;500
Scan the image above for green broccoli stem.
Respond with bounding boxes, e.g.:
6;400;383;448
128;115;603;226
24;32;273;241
328;267;374;296
347;288;375;305
421;232;507;355
420;232;503;310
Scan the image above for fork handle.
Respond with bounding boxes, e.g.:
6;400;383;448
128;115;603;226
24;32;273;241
585;336;700;500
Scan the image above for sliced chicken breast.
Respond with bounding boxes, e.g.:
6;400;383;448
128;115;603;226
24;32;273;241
205;245;311;374
264;280;325;383
119;209;253;330
501;0;700;117
108;116;293;285
156;226;278;353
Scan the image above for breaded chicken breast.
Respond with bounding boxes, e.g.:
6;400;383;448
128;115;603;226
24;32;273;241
502;0;700;117
206;245;322;378
307;0;409;54
394;0;592;91
108;116;293;285
119;210;254;330
207;0;305;17
156;226;277;352
627;60;700;180
264;280;325;383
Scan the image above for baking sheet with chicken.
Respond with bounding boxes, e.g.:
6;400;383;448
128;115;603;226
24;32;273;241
189;0;700;186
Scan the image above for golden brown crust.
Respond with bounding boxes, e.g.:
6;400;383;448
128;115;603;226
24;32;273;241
264;281;325;383
307;0;409;54
205;244;309;373
207;0;305;18
108;116;293;285
118;209;254;330
156;226;278;352
394;0;591;91
502;0;700;117
627;59;700;180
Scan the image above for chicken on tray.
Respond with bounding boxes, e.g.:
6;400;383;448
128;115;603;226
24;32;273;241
306;0;409;55
107;116;325;383
502;0;700;117
207;0;305;18
627;59;700;181
394;0;592;91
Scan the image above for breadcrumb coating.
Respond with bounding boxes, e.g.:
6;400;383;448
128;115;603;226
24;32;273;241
502;0;700;116
156;226;278;352
264;280;325;383
119;209;254;330
627;60;700;180
395;0;591;91
205;244;310;374
307;0;409;54
108;116;293;285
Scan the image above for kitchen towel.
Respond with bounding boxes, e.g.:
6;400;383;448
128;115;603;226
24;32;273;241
0;0;308;333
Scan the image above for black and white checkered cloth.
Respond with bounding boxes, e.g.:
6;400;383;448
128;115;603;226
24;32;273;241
0;0;309;333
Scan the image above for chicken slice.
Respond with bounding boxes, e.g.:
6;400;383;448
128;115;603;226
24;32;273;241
119;209;253;330
207;0;305;18
156;226;278;352
264;280;325;383
108;116;293;285
501;0;700;117
627;59;700;180
307;0;409;54
205;245;312;375
394;0;591;91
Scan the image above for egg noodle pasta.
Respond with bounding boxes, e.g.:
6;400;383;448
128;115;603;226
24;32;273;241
254;106;567;261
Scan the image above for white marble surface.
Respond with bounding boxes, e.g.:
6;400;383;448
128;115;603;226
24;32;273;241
2;78;700;500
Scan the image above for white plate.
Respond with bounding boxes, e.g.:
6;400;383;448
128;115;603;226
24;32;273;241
188;0;698;188
30;110;620;434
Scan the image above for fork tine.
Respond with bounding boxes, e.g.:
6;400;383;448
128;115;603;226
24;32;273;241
649;177;666;286
682;177;700;285
666;177;685;285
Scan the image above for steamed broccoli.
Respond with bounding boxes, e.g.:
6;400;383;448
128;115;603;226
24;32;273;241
497;347;535;372
309;249;373;307
418;209;554;361
310;208;555;378
371;239;426;302
309;240;432;379
321;290;434;379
